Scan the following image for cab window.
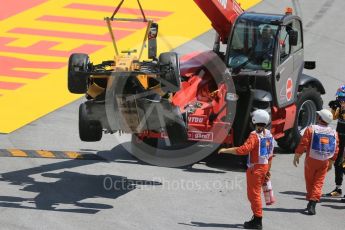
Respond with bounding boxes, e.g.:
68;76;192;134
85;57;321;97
291;19;303;53
228;19;278;70
279;25;291;64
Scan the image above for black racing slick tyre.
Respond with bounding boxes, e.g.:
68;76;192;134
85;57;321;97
131;134;158;156
159;52;181;93
68;53;89;94
164;106;188;145
79;103;102;142
277;86;323;152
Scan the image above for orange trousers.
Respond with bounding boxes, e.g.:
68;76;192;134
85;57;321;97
304;157;329;201
246;164;269;217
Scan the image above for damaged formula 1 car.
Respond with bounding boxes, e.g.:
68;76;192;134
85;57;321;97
68;0;187;145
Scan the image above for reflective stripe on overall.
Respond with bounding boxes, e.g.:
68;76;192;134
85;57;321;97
310;125;337;161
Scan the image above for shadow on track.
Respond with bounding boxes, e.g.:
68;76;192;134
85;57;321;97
0;142;251;214
263;207;306;214
100;142;245;173
201;154;247;173
99;143;227;173
321;204;345;210
280;191;306;196
179;221;243;229
0;147;162;214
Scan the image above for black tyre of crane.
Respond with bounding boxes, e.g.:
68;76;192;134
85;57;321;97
277;86;323;152
131;134;158;158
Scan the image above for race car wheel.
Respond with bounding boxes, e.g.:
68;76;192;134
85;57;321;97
79;103;102;142
277;86;322;152
164;106;188;145
131;134;158;157
68;53;89;94
159;52;181;93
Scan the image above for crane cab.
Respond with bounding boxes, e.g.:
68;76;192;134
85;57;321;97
226;12;304;108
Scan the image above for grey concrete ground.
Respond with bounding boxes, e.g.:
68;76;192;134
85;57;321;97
0;0;344;229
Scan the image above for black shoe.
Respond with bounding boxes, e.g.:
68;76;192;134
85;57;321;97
306;201;312;211
306;201;317;215
244;216;263;229
325;188;342;197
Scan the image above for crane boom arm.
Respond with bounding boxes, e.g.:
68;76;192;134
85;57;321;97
193;0;243;43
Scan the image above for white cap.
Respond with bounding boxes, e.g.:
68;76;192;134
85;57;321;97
316;109;333;124
252;109;270;125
